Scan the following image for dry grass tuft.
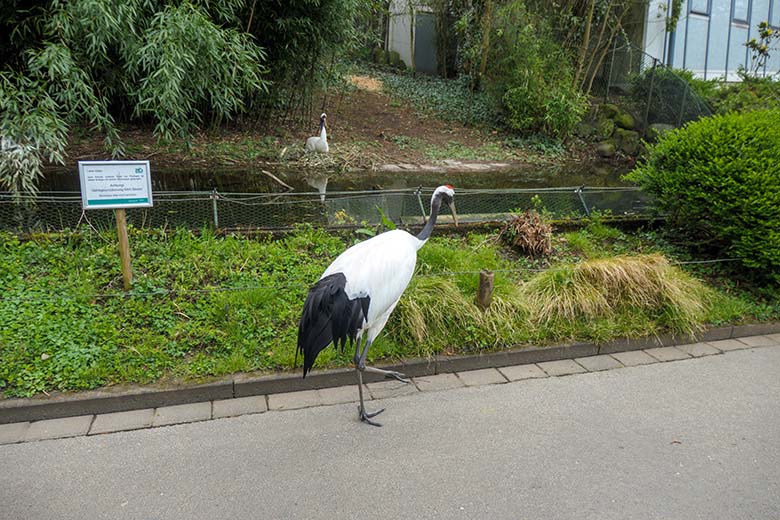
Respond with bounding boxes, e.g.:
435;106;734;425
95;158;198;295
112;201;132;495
391;276;528;356
520;254;708;334
349;75;383;92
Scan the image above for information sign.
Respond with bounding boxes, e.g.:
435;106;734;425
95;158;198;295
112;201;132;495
78;160;153;210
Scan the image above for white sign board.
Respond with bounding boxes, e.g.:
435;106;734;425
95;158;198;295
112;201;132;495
78;160;153;210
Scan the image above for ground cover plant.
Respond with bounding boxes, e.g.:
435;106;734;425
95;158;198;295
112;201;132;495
1;222;776;399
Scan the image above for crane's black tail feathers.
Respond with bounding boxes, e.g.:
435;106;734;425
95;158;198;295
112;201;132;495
297;273;370;377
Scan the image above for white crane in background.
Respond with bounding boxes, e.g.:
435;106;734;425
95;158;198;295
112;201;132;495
304;113;329;153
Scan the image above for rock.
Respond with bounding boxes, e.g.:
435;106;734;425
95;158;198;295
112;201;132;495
600;103;620;119
595;118;615;140
647;123;675;142
596;141;616;158
388;51;402;68
615;128;640;155
372;48;387;64
613;110;636;130
575;122;595;139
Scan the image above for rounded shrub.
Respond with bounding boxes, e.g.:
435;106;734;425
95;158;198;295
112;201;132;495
625;109;780;282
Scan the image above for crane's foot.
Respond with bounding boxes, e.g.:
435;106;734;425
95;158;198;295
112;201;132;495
358;406;385;427
361;365;411;384
384;370;411;384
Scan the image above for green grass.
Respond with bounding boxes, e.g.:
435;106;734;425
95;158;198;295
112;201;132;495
1;223;777;398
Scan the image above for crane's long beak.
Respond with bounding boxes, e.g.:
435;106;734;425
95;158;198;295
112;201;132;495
448;201;458;227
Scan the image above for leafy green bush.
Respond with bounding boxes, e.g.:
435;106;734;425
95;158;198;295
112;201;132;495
709;75;780;113
486;1;587;138
625;110;780;282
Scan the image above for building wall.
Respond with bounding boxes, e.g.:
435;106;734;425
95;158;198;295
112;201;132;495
386;0;438;74
646;0;780;80
388;0;414;67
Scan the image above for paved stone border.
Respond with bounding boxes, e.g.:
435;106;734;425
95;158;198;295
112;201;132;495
1;324;779;427
0;334;778;445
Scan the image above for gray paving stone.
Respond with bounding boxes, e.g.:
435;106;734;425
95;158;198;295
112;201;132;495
575;355;623;372
212;396;268;419
89;409;154;435
767;333;780;343
318;386;359;405
152;402;211;427
268;390;322;411
644;347;691;362
498;364;547;381
366;380;418;400
25;415;93;442
413;373;465;392
737;335;776;348
610;350;658;367
676;342;721;358
706;339;750;352
456;368;507;387
0;422;29;445
538;359;587;376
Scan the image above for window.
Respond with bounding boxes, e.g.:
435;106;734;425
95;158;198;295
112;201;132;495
770;0;780;28
690;0;711;15
732;0;750;24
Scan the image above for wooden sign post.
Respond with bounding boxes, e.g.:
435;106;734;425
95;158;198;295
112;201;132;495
78;161;153;292
115;209;133;291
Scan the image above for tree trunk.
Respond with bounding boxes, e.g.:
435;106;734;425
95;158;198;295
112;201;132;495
573;0;595;89
476;0;493;89
408;1;416;71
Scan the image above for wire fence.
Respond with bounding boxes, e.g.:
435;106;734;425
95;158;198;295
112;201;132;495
594;35;713;133
0;186;655;233
0;257;740;305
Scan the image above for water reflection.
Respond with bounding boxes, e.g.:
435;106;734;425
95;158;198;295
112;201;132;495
39;161;631;196
305;173;329;202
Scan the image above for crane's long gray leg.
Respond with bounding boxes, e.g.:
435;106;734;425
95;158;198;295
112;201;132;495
353;337;384;426
356;338;410;384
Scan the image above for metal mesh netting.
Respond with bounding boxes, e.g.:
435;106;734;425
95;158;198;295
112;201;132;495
0;187;653;232
592;36;713;130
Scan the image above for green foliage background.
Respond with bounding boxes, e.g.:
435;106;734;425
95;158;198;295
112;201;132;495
486;1;587;138
0;0;368;194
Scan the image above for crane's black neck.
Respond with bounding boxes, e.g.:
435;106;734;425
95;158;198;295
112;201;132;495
416;195;442;242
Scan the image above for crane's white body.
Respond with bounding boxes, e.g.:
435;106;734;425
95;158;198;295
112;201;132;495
305;115;329;153
297;185;454;425
321;229;424;343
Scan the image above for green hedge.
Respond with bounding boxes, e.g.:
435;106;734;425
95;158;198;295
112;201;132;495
626;110;780;282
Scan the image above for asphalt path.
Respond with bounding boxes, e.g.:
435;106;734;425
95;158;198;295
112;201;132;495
2;347;779;520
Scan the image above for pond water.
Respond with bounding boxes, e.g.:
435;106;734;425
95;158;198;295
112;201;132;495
39;160;632;194
9;161;640;232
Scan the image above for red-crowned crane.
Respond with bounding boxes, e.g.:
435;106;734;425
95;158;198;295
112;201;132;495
304;113;329;153
297;185;457;426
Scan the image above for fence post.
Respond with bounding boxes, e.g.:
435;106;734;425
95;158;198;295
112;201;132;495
477;270;494;310
575;185;590;217
642;58;659;137
415;186;427;224
211;189;219;229
677;85;688;127
605;37;618;103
